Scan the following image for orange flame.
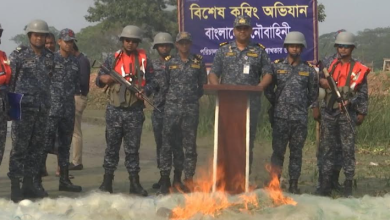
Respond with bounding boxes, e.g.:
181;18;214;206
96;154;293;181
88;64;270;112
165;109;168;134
170;165;258;219
264;165;297;206
170;164;296;219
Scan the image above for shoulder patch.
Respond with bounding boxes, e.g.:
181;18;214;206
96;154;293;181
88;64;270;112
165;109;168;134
273;58;284;64
304;61;314;67
257;43;266;49
219;42;228;47
15;45;27;53
195;54;202;60
193;54;202;64
165;55;172;61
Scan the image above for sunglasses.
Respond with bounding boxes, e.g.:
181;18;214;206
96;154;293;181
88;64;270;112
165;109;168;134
337;44;353;49
123;38;139;43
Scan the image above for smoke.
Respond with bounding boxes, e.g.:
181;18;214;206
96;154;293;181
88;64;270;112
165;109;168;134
0;190;389;220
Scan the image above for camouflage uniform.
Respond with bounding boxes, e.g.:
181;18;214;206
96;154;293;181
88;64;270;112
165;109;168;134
0;100;6;166
320;58;369;182
210;41;272;168
97;52;154;175
315;53;361;189
315;53;343;186
0;49;11;166
8;45;54;179
159;54;207;179
151;58;183;171
265;58;318;179
45;51;80;168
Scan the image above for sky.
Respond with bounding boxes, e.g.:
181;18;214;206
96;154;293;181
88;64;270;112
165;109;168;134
0;0;389;54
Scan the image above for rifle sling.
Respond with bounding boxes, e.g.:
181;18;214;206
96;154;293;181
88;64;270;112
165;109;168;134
134;52;142;87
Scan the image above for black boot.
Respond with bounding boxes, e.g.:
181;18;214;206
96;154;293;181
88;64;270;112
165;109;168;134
319;176;332;197
59;166;82;192
184;177;195;192
288;179;300;194
331;169;342;192
129;174;148;197
33;175;48;197
344;180;353;197
157;174;171;195
152;177;162;189
10;178;23;203
172;170;189;193
22;176;48;198
99;173;114;193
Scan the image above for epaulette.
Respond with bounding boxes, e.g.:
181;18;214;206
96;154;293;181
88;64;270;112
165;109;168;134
257;43;266;49
273;58;284;64
165;55;172;61
14;45;27;53
219;42;228;47
304;61;314;67
194;54;202;60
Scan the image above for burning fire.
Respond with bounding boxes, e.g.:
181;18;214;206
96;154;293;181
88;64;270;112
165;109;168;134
264;168;297;206
169;164;296;219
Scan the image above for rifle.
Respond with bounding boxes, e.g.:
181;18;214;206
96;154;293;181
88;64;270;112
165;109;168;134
92;60;161;112
323;68;355;134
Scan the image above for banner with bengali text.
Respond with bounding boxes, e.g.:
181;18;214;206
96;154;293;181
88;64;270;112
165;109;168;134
178;0;318;65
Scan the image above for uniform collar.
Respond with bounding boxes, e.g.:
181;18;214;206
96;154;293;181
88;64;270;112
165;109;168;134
230;41;257;50
282;56;303;66
174;53;194;62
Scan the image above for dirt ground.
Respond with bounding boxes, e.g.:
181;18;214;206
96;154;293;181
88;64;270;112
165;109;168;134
0;107;390;200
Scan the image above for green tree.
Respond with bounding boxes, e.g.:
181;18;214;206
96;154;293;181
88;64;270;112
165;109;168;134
318;27;390;70
85;0;178;39
76;22;122;62
318;2;326;22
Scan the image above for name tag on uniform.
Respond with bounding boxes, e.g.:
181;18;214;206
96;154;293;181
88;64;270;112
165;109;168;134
225;52;236;56
299;71;309;76
243;64;250;74
191;64;200;69
246;52;258;58
277;70;288;74
169;65;179;70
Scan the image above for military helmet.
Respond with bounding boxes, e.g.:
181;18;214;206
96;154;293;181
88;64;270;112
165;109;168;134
334;32;356;47
120;25;142;41
25;19;50;34
283;31;307;48
153;32;174;49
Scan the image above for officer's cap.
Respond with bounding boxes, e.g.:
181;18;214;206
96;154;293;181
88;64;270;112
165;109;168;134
233;15;251;28
58;28;77;42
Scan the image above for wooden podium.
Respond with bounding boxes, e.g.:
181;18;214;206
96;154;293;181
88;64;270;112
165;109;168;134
204;84;263;194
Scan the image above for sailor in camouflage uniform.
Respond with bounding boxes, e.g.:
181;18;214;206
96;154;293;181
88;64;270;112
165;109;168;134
208;15;273;171
264;32;319;194
97;25;154;196
7;20;54;202
319;32;369;197
44;29;82;193
158;32;207;195
0;23;11;169
314;29;351;194
150;32;184;190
